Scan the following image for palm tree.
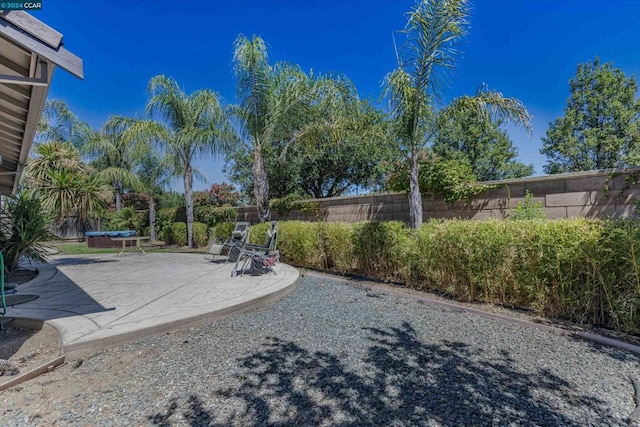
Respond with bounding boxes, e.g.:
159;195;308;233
385;0;531;228
232;34;357;221
136;150;173;241
25;142;111;225
128;75;229;248
87;116;145;210
36;99;95;149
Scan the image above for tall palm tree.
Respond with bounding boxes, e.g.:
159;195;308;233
87;116;145;210
136;150;173;242
36;99;95;149
128;75;229;248
385;0;531;228
232;34;357;221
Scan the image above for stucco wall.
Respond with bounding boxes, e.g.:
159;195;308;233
236;168;640;223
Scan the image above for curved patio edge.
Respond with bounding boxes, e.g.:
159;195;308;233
3;253;300;362
62;267;299;361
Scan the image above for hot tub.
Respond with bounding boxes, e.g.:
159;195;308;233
85;230;137;248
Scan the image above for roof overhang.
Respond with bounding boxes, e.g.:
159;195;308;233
0;10;83;195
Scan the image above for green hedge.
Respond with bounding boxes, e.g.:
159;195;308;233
271;219;640;334
170;222;187;247
193;222;208;248
194;205;238;227
164;221;208;247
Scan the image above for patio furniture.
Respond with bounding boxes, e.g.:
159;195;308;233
111;236;150;255
231;222;279;277
205;222;251;262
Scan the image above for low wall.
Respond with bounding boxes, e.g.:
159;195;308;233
236;168;640;223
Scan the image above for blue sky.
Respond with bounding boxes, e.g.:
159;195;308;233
35;0;640;191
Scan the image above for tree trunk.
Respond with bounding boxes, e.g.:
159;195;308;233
114;181;123;211
148;195;156;242
184;165;194;248
408;154;423;228
253;144;270;222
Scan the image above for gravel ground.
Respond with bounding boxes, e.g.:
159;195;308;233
2;275;640;426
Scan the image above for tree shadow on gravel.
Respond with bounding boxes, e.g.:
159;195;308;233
149;322;619;426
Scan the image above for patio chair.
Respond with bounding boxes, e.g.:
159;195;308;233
205;222;251;262
231;222;279;277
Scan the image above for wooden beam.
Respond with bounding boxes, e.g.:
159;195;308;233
0;102;26;123
0;11;63;49
0;53;30;76
0;62;48;86
0;81;31;99
0;73;47;86
0;19;83;79
13;60;53;194
0;90;28;113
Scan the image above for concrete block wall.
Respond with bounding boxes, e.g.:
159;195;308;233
236;168;640;224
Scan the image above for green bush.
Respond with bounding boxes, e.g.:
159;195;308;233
192;222;208;248
271;194;321;216
317;222;354;274
170;222;187;247
269;218;640;334
509;190;546;220
102;207;145;233
248;222;270;246
156;208;178;240
0;192;55;273
212;222;236;241
278;221;323;267
194;206;238;227
351;221;412;281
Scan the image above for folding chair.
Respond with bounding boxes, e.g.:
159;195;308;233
231;222;279;277
205;222;250;262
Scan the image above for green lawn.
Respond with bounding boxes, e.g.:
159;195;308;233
49;241;208;255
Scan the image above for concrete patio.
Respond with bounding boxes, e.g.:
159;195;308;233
2;253;299;359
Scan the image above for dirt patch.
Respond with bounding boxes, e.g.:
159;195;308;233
0;324;61;386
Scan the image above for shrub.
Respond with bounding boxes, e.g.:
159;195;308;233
0;192;55;273
212;222;236;241
278;221;323;267
194;205;238;227
156;208;178;239
270;218;640;334
351;221;412;282
509;190;546;220
170;222;187;247
192;222;208;248
248;222;270;246
317;222;355;274
271;194;321;216
103;207;145;233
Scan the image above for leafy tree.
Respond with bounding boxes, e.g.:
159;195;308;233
386;152;491;203
156;190;185;209
36;99;95;149
202;182;242;206
127;75;230;248
87;116;145;210
384;0;531;228
434;107;533;181
231;34;356;220
25;142;111;225
226;100;394;199
541;57;640;173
